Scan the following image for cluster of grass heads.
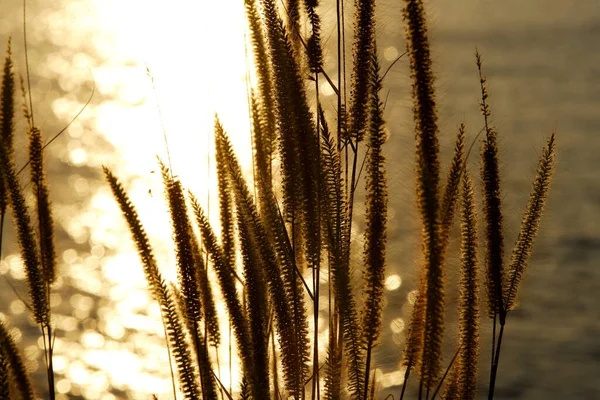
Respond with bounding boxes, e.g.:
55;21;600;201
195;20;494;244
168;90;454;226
0;0;556;399
0;35;57;400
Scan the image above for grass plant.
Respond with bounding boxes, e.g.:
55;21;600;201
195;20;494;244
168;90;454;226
0;0;555;399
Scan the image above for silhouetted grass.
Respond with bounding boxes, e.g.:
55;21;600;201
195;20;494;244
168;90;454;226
0;0;556;399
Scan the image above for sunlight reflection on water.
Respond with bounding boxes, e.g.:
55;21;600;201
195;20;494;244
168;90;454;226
2;0;257;398
63;0;255;397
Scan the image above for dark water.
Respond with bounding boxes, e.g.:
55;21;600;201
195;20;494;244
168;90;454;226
376;1;600;398
1;0;599;399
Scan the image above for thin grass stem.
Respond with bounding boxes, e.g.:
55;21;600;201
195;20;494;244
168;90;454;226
44;324;56;400
399;360;412;400
488;322;505;400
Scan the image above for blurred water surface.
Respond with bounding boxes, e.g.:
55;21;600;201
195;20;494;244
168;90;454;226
0;0;598;399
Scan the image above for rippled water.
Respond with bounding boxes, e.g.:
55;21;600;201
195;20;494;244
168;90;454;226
1;0;599;399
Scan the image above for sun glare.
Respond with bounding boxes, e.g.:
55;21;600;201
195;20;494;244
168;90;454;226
0;0;257;398
86;1;254;397
88;0;253;190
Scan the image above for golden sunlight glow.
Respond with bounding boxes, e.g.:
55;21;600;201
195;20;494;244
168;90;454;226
0;0;256;398
85;0;252;397
87;0;253;189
